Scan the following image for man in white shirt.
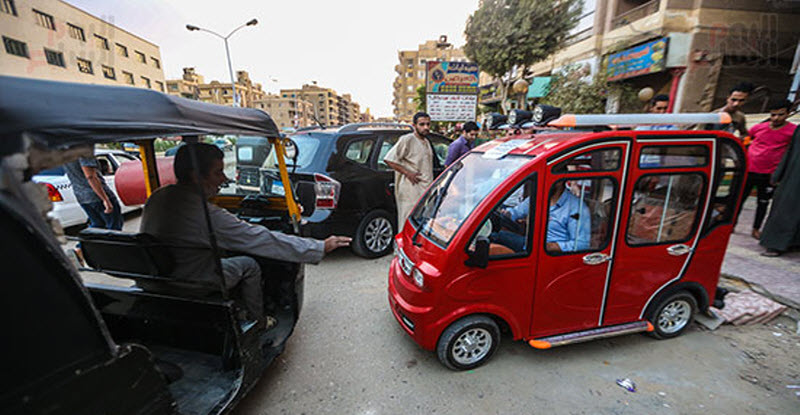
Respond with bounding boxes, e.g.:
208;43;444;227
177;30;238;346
140;143;350;319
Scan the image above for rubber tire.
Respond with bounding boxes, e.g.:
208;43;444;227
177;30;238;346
436;315;500;371
352;209;395;258
646;291;697;340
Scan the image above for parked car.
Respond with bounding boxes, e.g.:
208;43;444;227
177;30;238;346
32;149;143;229
248;123;451;258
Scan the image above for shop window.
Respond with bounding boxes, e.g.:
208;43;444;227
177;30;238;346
627;173;705;245
553;147;621;174
344;139;374;164
472;180;535;257
545;178;616;254
639;145;708;169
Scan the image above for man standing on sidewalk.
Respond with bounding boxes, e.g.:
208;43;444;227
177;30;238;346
736;100;796;239
759;118;800;257
64;156;123;231
384;112;434;228
445;121;479;166
705;82;753;139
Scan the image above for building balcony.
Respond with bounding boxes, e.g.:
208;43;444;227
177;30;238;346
611;0;660;30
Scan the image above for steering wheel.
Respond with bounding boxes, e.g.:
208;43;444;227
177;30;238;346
490;211;524;235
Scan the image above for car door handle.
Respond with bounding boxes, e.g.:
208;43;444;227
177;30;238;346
667;244;693;256
582;252;611;265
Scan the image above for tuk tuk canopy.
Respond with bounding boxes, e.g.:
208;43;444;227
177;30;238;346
0;75;280;155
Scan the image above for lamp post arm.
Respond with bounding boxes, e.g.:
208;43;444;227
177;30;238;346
225;23;251;40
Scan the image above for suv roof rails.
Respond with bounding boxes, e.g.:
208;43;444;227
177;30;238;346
338;122;413;133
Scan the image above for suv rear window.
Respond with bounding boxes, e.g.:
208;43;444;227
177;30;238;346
263;134;321;169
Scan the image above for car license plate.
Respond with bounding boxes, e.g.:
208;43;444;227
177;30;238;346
271;182;285;196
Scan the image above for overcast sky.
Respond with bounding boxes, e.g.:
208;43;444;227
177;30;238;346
66;0;479;117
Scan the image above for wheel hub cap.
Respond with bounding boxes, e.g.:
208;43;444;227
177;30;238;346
365;217;392;253
657;300;691;334
452;328;492;365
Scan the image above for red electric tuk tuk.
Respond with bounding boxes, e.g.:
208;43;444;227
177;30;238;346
388;109;745;370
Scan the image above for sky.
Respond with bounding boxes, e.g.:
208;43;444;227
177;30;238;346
65;0;479;117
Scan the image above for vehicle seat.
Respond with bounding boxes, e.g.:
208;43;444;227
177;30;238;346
79;228;174;278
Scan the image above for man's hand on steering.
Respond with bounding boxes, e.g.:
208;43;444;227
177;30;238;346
324;236;352;253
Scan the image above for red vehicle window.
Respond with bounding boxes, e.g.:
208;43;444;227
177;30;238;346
552;148;621;173
638;145;709;169
470;179;536;258
544;177;617;254
626;173;705;245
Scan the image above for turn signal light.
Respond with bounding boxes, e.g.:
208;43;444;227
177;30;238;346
45;183;63;202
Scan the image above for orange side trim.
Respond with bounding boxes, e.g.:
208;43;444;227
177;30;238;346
718;111;732;124
646;322;655;332
548;114;576;128
528;340;552;349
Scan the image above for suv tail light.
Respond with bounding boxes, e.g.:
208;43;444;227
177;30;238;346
313;173;340;209
45;183;63;202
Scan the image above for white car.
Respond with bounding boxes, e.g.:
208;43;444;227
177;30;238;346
33;149;142;229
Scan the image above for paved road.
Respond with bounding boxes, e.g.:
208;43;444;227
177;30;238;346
233;248;799;415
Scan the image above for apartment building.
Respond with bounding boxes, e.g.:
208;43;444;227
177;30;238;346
166;66;203;99
280;83;363;126
522;0;800;113
193;70;265;108
252;93;315;130
392;36;469;122
1;0;165;90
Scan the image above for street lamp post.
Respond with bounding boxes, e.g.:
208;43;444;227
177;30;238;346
186;18;258;107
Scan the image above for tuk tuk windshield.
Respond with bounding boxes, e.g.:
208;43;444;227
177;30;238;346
409;153;532;247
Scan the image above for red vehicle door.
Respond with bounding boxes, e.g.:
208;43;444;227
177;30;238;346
530;140;631;337
602;136;716;325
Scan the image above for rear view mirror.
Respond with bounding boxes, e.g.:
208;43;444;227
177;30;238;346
465;236;490;268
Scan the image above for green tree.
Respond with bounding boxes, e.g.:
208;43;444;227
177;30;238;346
541;64;640;113
465;0;581;113
413;85;426;112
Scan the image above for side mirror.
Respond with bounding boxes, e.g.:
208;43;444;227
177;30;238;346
283;138;299;162
464;236;490;268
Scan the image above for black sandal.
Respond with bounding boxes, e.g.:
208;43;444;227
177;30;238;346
761;249;782;257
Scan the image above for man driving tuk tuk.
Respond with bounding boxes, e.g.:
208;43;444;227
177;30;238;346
140;143;350;319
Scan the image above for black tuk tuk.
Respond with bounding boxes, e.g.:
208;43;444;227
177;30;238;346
0;75;307;414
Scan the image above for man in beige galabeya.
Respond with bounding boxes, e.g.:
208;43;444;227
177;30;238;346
384;112;434;230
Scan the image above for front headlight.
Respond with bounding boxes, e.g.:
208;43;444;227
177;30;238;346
412;268;425;288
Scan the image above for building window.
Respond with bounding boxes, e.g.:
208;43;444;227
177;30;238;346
140;76;151;88
122;71;134;85
67;23;85;41
44;48;64;67
33;9;55;30
134;51;146;64
1;0;17;16
101;65;115;79
94;34;109;50
115;43;127;57
151;57;160;69
3;36;28;58
155;81;164;92
76;57;93;74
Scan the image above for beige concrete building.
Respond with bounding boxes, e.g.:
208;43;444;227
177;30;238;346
1;0;165;90
392;36;469;121
252;93;315;130
280;83;363;126
166;67;203;99
522;0;800;113
192;70;265;108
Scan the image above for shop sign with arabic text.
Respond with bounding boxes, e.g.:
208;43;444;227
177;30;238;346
426;61;479;94
606;37;669;81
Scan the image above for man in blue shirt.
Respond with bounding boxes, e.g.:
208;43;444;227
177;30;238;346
64;156;123;231
445;121;479;166
491;182;591;253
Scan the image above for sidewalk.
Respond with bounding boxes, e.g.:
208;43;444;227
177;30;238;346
722;197;800;309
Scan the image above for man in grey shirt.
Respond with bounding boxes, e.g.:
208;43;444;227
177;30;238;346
64;156;123;230
140;143;350;319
